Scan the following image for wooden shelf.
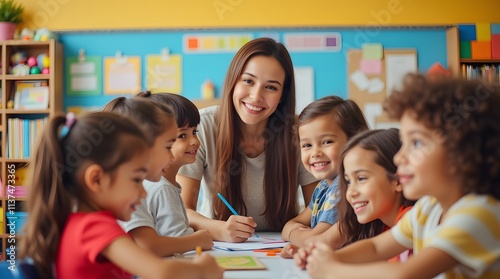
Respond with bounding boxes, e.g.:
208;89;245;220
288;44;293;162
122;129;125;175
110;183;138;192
460;59;500;63
4;74;50;80
0;39;63;260
2;159;31;164
5;109;52;114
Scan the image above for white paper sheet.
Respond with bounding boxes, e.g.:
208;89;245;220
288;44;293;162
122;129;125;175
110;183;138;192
385;54;417;94
294;67;315;114
350;70;370;91
213;235;287;251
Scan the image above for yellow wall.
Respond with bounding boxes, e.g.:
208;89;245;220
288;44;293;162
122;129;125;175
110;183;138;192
22;0;500;31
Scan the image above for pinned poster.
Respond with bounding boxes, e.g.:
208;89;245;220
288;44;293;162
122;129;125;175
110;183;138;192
385;53;417;93
104;51;141;95
294;67;314;114
65;49;102;96
146;48;182;94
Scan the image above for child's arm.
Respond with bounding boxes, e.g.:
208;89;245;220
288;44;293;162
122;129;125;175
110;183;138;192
307;232;458;279
282;208;333;247
129;227;213;257
281;207;312;243
102;236;223;279
178;175;257;242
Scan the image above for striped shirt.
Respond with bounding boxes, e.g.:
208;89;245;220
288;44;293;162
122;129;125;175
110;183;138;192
392;194;500;279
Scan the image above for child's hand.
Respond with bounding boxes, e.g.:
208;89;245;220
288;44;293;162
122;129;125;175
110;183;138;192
193;230;214;250
293;238;317;269
221;215;257;242
306;241;337;278
193;253;224;279
280;243;299;259
293;246;310;269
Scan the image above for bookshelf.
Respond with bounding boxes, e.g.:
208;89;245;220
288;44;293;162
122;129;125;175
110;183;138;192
455;24;500;84
460;60;500;84
0;40;63;261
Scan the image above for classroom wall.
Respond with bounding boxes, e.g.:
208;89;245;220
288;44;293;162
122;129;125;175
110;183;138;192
22;0;500;31
61;28;446;110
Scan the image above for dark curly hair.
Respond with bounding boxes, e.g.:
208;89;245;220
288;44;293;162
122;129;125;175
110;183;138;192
384;74;500;199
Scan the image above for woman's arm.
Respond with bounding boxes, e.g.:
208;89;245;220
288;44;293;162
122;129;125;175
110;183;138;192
102;236;224;279
177;174;257;242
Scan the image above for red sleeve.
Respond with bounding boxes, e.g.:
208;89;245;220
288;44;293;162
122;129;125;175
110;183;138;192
79;211;130;263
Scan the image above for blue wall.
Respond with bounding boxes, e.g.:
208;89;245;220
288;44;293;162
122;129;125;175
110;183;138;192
60;28;447;110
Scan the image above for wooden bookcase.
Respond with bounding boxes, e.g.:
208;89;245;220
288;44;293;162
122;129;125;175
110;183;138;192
447;25;500;84
0;40;63;261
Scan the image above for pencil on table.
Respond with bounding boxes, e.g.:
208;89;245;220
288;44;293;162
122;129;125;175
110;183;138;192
196;245;202;256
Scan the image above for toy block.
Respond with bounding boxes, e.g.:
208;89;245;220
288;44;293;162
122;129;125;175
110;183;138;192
491;24;500;35
460;40;471;58
491;35;500;59
471;41;491;59
458;24;476;41
476;23;491;41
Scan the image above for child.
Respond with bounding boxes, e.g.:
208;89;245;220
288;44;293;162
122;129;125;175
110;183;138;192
306;74;500;279
292;129;414;267
281;96;369;250
101;97;178;183
20;112;224;279
119;91;213;257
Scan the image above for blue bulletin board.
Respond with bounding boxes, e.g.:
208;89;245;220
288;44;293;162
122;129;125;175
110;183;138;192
59;27;449;111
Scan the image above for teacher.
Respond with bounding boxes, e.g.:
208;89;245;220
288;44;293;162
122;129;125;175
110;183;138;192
178;38;317;242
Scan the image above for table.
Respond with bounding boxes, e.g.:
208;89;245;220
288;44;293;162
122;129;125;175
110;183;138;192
205;232;309;279
177;232;309;278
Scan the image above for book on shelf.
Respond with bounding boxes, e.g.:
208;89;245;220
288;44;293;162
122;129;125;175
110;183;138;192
461;63;500;84
6;117;48;159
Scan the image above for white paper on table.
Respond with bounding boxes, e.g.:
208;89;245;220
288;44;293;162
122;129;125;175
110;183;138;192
213;236;287;251
385;54;417;95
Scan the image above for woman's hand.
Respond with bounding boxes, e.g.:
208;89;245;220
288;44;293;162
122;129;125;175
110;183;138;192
221;215;257;242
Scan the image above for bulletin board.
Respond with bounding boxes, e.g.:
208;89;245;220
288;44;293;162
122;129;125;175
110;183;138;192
347;49;417;129
59;27;448;112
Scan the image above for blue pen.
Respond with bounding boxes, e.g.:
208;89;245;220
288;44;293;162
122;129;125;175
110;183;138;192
217;193;259;238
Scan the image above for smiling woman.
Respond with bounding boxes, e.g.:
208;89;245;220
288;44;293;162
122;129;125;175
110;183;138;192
177;38;318;242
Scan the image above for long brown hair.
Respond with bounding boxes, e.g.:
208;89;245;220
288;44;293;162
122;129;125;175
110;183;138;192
212;37;298;231
337;128;415;247
20;112;150;278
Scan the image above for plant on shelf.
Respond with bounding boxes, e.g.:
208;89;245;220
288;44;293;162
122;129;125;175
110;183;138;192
0;0;24;40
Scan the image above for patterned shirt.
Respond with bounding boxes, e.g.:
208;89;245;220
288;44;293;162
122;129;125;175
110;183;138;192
309;177;339;228
392;194;500;278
